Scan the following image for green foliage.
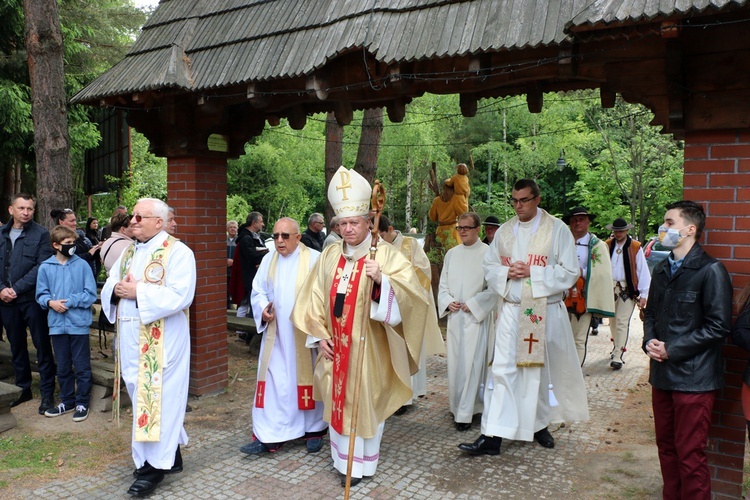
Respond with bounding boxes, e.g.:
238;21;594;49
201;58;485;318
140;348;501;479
227;194;251;224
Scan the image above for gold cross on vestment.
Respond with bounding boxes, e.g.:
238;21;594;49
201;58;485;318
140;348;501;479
302;388;312;406
334;402;343;421
256;384;264;403
524;333;540;354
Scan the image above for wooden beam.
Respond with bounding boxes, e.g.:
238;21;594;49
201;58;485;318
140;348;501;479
386;98;406;123
600;84;616;108
526;84;543;113
288;105;307;130
334;102;353;126
459;93;478;117
306;74;329;100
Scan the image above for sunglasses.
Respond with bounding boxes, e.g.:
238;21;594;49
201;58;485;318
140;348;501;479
272;232;299;240
131;214;160;223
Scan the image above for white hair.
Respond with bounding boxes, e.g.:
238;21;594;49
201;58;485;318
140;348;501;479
138;198;169;220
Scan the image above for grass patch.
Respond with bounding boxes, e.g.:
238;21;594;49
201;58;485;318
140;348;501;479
622;451;636;463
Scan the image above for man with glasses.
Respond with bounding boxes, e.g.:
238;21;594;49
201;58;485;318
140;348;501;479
562;207;615;366
300;213;326;252
101;198;196;497
459;179;588;456
438;212;497;432
240;217;327;456
0;193;55;414
291;166;429;487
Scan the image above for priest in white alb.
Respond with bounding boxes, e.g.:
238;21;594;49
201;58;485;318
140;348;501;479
102;198;196;497
438;212;497;432
377;215;445;415
291;166;429;487
459;179;588;456
239;217;328;455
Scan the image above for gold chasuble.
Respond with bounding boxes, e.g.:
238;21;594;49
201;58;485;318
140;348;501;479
255;245;315;410
118;236;178;442
291;239;430;439
495;213;554;367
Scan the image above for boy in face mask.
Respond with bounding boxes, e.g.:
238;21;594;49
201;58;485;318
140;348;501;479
643;200;733;499
35;225;98;422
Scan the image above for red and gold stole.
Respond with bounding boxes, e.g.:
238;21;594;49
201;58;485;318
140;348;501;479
328;255;366;434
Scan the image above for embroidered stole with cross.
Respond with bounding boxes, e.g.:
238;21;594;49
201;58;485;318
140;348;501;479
254;245;315;410
496;212;554;367
118;235;178;442
328;253;366;434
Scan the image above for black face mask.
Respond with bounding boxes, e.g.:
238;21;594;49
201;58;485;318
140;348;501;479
59;243;76;256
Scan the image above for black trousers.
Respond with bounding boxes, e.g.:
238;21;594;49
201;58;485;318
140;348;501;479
1;300;56;397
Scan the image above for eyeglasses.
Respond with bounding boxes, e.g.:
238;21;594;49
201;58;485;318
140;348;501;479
131;214;161;223
509;196;538;206
272;232;299;240
456;225;478;231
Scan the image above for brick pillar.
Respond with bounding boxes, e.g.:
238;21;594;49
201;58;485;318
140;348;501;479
167;156;228;396
683;129;750;498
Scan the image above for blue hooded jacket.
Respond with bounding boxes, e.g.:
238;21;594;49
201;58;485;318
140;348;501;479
36;254;97;335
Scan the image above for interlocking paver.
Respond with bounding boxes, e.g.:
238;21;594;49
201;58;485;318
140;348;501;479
11;313;647;498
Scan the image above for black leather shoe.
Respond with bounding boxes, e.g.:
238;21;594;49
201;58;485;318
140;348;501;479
458;435;501;456
127;470;165;497
10;389;32;408
340;474;362;487
394;405;409;416
534;427;555;448
134;447;183;477
610;361;623;370
455;422;472;432
38;395;54;415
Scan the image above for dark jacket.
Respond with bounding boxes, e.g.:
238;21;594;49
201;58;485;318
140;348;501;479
0;220;54;304
300;228;325;252
642;243;732;392
731;303;750;385
235;225;269;291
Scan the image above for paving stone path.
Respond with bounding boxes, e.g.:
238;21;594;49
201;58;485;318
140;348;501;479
14;314;648;499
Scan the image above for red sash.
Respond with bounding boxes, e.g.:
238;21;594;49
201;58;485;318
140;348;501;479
329;255;366;434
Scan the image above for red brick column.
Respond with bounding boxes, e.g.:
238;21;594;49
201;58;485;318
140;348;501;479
683;129;750;498
167;156;228;396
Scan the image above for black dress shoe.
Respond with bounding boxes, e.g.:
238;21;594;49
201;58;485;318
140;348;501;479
10;389;32;408
455;422;472;432
534;427;555;448
394;405;409;416
127;470;165;497
610;361;623;370
38;395;54;415
457;435;501;456
134;447;183;477
340;474;362;487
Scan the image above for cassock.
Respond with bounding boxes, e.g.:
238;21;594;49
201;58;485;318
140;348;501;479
382;232;444;403
102;231;196;470
438;240;497;423
291;234;429;479
482;209;589;441
250;244;326;443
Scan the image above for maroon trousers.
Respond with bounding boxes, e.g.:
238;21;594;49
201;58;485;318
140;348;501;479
652;388;716;500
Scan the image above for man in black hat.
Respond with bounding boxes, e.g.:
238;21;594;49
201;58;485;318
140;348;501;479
605;218;651;370
482;215;501;245
562;207;615;366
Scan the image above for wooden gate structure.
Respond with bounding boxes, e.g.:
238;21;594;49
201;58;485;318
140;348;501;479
73;1;750;495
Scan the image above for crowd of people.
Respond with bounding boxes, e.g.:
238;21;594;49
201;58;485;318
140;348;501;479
0;168;746;498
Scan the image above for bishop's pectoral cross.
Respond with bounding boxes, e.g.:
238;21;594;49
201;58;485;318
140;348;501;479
524;333;539;354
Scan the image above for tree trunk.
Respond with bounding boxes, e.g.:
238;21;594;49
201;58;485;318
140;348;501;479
324;112;343;222
23;0;71;228
354;107;383;186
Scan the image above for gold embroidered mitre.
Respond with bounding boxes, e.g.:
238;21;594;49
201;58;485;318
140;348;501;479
328;166;371;217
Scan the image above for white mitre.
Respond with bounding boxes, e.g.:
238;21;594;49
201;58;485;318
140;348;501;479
327;166;371;217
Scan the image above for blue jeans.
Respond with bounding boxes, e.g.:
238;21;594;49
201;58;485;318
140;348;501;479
50;334;92;407
1;300;56;397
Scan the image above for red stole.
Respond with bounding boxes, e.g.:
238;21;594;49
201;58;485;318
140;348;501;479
329;255;366;434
